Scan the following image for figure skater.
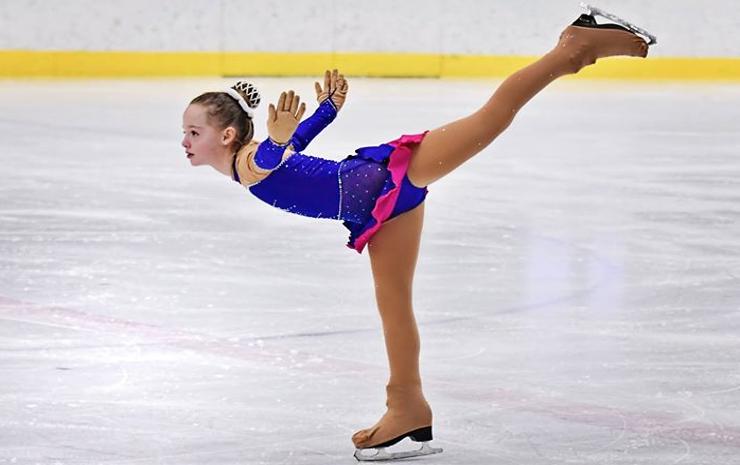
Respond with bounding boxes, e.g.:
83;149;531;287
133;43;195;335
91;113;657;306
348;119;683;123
181;7;654;461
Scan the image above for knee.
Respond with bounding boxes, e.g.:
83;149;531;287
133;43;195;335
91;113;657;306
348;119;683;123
374;279;412;298
373;279;414;309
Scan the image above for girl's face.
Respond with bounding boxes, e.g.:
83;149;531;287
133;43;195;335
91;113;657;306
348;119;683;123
181;104;232;167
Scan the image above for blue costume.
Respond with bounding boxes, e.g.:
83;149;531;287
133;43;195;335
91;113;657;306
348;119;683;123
232;99;428;253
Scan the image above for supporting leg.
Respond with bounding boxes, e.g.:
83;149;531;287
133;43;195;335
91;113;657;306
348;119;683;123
352;204;434;449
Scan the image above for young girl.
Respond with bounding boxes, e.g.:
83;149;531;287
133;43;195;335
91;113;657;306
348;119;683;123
181;8;653;461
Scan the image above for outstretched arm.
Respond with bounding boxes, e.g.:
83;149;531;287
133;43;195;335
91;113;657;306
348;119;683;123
251;90;306;172
247;70;349;174
290;69;349;152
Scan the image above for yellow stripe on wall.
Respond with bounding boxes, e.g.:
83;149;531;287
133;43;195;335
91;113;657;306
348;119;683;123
2;50;740;81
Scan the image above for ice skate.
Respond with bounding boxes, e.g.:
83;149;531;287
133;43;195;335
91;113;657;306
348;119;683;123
354;434;443;462
554;5;653;73
580;3;657;45
352;385;442;461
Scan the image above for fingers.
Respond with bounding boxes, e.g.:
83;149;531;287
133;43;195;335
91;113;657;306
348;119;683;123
330;69;347;94
278;70;348;113
273;90;305;119
337;73;347;93
315;69;349;97
289;92;300;115
296;102;306;121
277;90;298;110
283;91;294;111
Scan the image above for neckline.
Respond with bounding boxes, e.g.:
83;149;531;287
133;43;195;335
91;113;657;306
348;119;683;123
231;152;241;184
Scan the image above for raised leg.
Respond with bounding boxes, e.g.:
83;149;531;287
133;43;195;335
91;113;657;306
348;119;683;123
352;203;433;449
406;19;648;187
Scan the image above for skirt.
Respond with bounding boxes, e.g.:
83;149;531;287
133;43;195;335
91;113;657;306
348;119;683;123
342;132;429;254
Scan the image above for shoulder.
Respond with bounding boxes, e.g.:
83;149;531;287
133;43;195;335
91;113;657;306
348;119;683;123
234;141;265;186
236;140;295;186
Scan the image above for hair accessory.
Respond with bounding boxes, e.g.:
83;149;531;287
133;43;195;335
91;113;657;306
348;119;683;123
225;88;254;118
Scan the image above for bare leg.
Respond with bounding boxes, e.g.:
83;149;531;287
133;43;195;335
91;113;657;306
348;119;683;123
407;22;649;187
352;204;432;449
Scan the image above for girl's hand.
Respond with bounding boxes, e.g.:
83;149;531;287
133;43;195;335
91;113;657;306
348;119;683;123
314;69;349;112
267;90;307;144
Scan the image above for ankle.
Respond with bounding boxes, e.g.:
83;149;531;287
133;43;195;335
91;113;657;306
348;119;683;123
544;47;590;76
386;382;424;398
385;384;430;412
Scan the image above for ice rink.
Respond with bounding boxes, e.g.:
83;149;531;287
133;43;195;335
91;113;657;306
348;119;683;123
1;77;739;464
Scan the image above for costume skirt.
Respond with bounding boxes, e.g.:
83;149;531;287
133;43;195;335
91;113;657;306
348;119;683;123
341;132;429;254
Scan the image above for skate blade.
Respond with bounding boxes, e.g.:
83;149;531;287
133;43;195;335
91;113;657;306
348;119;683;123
580;3;657;45
354;441;443;462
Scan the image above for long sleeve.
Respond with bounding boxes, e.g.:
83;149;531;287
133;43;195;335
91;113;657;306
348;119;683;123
253;138;289;171
252;98;338;171
289;98;338;152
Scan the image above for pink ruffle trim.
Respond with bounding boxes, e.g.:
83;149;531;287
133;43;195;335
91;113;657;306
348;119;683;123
350;132;428;253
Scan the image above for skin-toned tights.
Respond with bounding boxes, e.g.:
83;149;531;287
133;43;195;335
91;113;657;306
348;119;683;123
352;24;648;449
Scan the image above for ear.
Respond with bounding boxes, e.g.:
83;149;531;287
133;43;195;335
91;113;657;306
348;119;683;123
221;127;237;146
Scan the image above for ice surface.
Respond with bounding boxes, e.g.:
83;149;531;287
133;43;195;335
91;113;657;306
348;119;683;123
1;77;739;464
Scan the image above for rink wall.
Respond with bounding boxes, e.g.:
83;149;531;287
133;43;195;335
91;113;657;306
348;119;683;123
2;0;740;80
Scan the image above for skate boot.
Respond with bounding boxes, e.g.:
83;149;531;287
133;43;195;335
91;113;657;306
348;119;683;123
581;3;657;45
352;384;442;461
555;5;654;73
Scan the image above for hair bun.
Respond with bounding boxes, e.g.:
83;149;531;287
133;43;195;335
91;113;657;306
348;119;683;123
232;81;261;110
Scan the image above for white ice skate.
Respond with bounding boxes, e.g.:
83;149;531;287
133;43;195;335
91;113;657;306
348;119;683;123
354;441;443;462
580;3;657;45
